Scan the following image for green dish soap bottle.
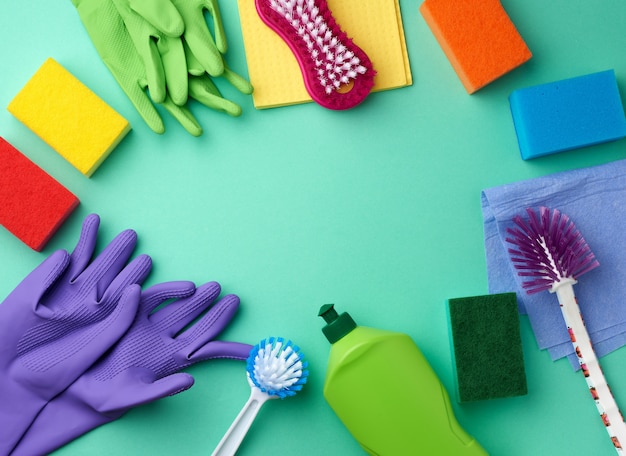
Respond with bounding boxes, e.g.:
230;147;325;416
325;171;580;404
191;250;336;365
318;304;488;456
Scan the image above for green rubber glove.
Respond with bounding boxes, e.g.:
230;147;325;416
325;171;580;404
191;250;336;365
189;75;240;117
72;0;252;134
184;42;253;116
72;0;202;135
172;0;227;77
111;0;232;106
110;0;188;105
116;0;184;36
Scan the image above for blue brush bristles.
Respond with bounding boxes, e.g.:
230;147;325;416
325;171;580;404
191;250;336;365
505;206;599;294
246;337;309;399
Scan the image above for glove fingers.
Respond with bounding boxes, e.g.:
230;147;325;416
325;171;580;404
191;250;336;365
75;228;138;301
157;35;188;105
151;281;221;333
99;254;152;306
34;250;72;298
124;76;167;134
67;214;100;280
184;42;205;76
112;0;169;104
182;16;224;76
109;0;164;104
141;38;167;104
140;281;196;314
100;371;195;412
189;76;242;117
5;250;70;317
176;294;240;352
174;0;226;74
223;66;254;95
97;46;167;133
160;96;203;136
202;0;227;53
188;340;253;362
128;0;184;37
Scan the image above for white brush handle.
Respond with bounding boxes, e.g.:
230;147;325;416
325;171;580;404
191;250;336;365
212;387;275;456
554;282;626;454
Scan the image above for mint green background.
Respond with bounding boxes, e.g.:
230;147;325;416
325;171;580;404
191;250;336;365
1;1;626;454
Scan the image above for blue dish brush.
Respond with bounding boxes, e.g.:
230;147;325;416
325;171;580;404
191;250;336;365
212;337;308;455
506;206;626;453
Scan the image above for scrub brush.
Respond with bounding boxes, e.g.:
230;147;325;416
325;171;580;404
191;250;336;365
255;0;375;110
212;337;308;455
506;206;626;454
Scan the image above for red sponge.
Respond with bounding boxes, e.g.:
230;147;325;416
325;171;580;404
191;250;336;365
420;0;532;94
0;137;79;251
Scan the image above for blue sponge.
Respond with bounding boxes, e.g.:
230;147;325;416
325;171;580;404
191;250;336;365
509;69;626;160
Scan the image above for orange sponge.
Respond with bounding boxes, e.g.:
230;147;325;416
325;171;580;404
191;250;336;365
420;0;531;94
0;137;79;251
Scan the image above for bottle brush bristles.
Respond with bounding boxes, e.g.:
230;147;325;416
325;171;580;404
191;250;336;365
505;207;599;294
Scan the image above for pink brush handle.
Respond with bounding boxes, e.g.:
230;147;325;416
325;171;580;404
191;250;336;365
554;280;626;454
254;0;375;110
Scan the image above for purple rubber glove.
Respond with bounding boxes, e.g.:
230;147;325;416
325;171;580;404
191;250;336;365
12;280;252;455
0;213;151;455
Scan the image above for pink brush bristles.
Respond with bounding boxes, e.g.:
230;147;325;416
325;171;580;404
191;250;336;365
255;0;375;110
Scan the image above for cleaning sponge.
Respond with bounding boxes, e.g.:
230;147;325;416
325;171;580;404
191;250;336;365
7;58;131;177
447;292;527;402
509;69;626;159
420;0;531;94
0;137;79;251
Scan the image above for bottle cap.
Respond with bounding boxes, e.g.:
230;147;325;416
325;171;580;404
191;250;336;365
318;304;356;344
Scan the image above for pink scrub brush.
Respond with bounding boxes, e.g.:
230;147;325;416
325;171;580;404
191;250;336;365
255;0;375;110
506;206;626;454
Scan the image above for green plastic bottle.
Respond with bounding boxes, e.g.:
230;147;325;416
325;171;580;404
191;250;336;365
318;304;488;456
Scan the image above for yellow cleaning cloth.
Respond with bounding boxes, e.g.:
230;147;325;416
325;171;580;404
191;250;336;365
7;58;131;177
237;0;412;109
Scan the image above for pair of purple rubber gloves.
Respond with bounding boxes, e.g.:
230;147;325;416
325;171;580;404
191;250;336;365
0;214;252;455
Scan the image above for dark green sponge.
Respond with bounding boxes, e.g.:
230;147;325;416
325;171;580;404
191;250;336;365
447;293;527;402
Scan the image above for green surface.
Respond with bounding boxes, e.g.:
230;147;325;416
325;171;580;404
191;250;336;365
1;1;626;455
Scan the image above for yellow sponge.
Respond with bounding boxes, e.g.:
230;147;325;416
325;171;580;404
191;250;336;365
7;58;131;177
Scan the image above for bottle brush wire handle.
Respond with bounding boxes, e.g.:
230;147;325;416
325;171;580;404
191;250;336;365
506;207;626;454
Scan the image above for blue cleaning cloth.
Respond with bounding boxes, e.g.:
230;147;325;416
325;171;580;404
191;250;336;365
509;69;626;160
482;159;626;370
